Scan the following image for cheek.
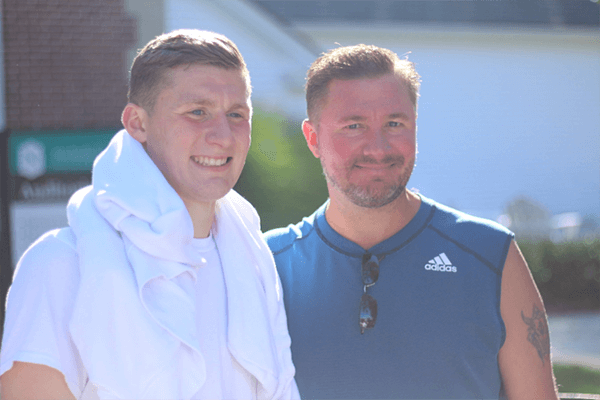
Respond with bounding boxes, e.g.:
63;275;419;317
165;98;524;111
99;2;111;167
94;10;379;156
240;131;251;154
390;134;416;153
145;145;173;178
235;121;251;144
323;140;357;163
146;140;167;163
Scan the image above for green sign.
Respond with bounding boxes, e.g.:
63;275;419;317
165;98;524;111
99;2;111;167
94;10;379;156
9;129;116;178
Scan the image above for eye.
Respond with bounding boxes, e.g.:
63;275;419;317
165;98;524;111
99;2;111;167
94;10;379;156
388;121;402;127
347;123;360;129
190;109;204;116
228;112;243;119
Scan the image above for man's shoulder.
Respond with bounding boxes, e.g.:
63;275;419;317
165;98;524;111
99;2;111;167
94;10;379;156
15;227;77;271
20;227;77;262
263;212;319;256
421;196;514;270
425;196;513;238
11;227;79;301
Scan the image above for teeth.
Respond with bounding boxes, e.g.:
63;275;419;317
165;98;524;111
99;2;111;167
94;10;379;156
193;156;228;166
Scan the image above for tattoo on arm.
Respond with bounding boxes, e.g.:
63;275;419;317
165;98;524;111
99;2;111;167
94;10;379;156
521;304;550;364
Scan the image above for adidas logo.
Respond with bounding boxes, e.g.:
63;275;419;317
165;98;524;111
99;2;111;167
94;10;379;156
424;252;457;273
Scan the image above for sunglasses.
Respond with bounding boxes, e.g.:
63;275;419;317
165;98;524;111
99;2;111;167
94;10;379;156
359;253;380;334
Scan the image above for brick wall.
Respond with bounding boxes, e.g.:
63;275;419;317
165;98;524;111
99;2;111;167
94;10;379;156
3;0;137;130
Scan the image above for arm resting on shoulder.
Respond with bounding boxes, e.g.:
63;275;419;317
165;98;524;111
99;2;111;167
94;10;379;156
498;240;559;399
0;361;76;400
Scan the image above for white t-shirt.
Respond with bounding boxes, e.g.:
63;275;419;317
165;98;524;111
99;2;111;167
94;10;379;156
0;227;257;399
189;233;257;399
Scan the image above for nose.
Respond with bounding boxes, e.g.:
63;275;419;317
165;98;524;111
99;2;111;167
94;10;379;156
205;113;234;147
363;128;391;159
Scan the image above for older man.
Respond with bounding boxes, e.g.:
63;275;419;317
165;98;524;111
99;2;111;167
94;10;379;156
265;44;558;399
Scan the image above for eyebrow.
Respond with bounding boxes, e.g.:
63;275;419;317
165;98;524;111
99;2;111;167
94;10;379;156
229;103;251;111
191;98;215;106
176;97;214;107
339;115;367;123
388;113;411;120
339;112;411;123
178;97;250;111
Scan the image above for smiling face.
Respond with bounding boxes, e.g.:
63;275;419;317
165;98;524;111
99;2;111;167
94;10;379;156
128;64;251;210
303;73;417;209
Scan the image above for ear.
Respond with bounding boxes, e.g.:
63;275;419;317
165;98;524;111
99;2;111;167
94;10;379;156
121;103;149;144
302;119;320;158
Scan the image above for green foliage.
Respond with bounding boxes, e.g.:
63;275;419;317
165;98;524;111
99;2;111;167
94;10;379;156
519;239;600;312
234;109;328;232
554;364;600;395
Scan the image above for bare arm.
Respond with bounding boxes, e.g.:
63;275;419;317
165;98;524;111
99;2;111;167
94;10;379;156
0;361;76;400
498;240;559;399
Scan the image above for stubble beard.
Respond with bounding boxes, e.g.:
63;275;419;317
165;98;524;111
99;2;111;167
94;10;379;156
321;155;414;209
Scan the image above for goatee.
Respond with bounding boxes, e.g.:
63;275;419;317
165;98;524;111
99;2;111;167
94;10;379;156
322;155;413;209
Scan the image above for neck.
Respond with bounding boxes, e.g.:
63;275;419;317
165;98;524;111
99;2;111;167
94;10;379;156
182;199;217;239
325;189;421;250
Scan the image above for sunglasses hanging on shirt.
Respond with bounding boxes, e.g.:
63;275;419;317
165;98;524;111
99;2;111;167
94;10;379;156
359;253;380;334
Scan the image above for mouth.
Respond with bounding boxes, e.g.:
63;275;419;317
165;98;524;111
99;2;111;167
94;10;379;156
354;156;404;170
355;162;400;171
192;155;231;167
356;163;395;169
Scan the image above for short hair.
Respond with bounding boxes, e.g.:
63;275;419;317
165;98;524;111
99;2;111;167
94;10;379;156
305;44;421;122
128;29;251;112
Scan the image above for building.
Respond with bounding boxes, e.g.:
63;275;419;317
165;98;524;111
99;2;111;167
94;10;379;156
255;0;600;233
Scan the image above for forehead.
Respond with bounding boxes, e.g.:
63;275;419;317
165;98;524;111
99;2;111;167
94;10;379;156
322;74;412;115
159;64;250;103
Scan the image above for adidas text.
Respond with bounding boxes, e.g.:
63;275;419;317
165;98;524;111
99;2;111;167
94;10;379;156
424;264;457;273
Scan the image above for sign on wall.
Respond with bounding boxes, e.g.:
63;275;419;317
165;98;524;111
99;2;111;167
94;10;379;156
8;129;116;267
9;130;115;201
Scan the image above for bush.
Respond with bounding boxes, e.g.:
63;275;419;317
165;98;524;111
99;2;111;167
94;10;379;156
554;364;600;395
519;239;600;312
238;112;600;313
234;110;328;232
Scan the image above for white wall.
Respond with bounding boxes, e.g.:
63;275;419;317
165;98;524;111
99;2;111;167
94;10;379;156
297;24;600;220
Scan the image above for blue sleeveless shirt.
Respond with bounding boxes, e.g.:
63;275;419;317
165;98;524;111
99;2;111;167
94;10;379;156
265;195;514;399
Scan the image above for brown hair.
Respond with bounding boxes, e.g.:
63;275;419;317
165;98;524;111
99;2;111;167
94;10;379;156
306;44;420;122
128;29;250;112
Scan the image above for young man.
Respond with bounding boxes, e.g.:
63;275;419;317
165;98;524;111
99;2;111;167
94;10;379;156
265;45;558;399
1;30;298;400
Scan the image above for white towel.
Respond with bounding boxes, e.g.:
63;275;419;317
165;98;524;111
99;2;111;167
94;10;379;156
67;130;298;399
